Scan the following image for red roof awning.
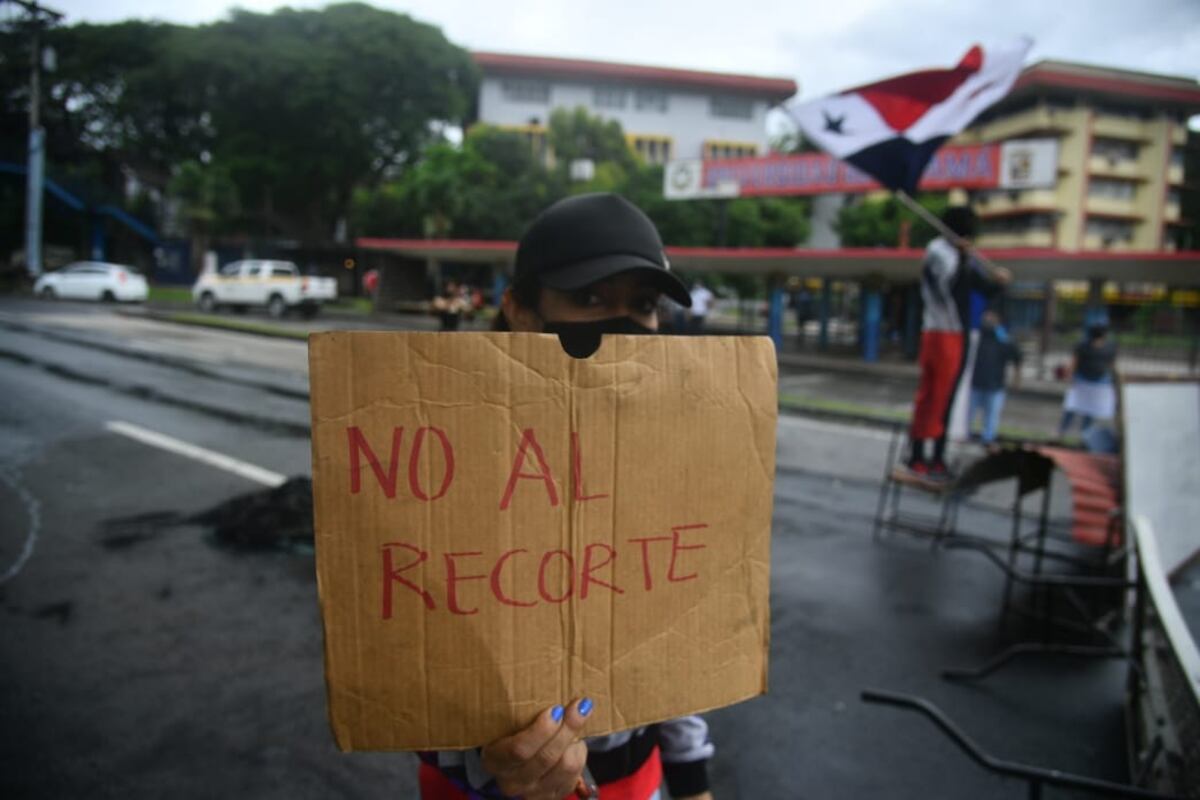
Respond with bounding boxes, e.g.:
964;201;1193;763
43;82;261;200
357;238;1200;286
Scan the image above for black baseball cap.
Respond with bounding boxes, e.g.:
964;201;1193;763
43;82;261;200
514;193;692;308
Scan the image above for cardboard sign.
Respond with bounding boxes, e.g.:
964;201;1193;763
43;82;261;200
309;332;777;750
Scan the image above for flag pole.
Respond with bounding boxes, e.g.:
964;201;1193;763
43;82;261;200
894;190;1012;283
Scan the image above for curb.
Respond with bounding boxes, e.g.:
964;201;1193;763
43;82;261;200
121;309;312;342
776;351;1066;401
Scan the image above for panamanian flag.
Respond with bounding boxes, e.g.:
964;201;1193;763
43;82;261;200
786;39;1032;194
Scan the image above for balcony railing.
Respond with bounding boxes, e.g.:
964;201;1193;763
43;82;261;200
967;105;1076;142
975;189;1061;215
1087;155;1150;181
1092;115;1154;142
1086;195;1144;218
976;230;1055;248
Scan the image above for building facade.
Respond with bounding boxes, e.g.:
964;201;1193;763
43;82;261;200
472;52;796;165
953;60;1200;253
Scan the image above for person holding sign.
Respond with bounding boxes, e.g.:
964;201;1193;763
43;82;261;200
418;193;713;800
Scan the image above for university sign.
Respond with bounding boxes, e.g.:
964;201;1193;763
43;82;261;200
664;138;1058;199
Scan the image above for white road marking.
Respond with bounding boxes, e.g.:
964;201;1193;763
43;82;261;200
105;420;287;487
0;467;42;585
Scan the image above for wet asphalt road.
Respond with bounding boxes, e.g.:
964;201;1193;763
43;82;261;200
0;297;1126;799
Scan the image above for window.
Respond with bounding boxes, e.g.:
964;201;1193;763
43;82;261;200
272;267;294;277
709;95;754;119
703;140;757;160
246;263;263;277
1088;178;1136;201
501;79;550;104
1168;189;1181;207
220;262;242;276
635;89;668;113
1170;148;1185;170
980;213;1055;235
593;87;627;109
1091;138;1138;163
629;135;674;165
1086;218;1135;244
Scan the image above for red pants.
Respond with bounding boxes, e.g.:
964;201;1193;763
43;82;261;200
910;331;965;441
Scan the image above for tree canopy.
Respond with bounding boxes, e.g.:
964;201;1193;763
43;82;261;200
352;109;811;258
834;193;949;248
1;3;477;244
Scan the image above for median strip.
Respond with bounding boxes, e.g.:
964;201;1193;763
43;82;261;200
141;311;312;341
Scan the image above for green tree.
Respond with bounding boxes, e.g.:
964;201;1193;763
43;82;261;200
351;125;568;240
834;193;949;247
355;108;811;267
196;3;477;238
621;164;718;245
3;4;477;244
547;107;636;177
169;160;240;268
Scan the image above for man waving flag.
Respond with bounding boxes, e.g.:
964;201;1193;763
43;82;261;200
786;39;1032;194
787;41;1031;481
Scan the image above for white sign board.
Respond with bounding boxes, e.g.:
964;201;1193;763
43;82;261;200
998;138;1059;190
663;159;741;200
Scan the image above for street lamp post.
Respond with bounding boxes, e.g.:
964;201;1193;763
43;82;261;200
4;0;62;279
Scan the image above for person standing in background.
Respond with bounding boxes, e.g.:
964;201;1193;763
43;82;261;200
790;283;814;345
968;309;1022;446
1059;316;1118;438
432;280;468;331
688;280;714;334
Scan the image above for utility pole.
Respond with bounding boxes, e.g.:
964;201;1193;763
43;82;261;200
3;0;62;278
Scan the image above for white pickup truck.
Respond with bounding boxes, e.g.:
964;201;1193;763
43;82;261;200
192;259;338;318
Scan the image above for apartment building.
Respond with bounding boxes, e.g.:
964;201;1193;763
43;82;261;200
953;60;1200;252
472;51;796;165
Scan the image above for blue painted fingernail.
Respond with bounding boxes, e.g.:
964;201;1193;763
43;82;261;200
579;697;593;717
551;705;564;723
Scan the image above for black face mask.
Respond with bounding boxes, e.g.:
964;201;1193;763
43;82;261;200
541;316;654;358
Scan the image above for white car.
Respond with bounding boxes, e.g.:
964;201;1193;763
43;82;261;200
192;259;338;318
34;261;149;303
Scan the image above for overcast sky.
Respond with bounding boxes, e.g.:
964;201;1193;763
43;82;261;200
32;0;1200;103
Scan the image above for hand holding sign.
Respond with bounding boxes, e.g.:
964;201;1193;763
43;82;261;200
482;699;593;800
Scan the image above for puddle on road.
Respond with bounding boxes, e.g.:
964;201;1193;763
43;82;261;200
98;477;314;555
